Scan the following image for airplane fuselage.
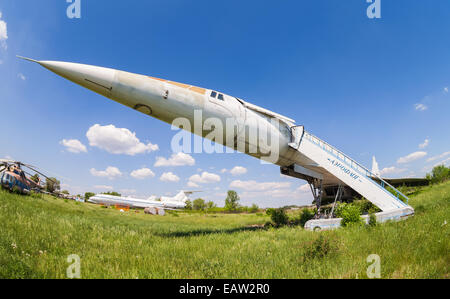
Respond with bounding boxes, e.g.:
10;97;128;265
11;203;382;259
30;60;307;167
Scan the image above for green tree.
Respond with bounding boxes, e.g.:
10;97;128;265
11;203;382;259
193;198;206;211
85;192;95;200
426;165;450;184
225;190;240;212
206;201;216;210
61;190;69;195
249;204;259;213
46;178;60;193
185;200;192;210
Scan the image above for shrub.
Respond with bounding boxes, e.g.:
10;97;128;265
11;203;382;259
299;208;315;227
303;235;337;260
264;221;274;228
184;200;192;210
270;208;289;227
353;199;380;214
335;203;363;227
368;212;377;227
266;208;275;216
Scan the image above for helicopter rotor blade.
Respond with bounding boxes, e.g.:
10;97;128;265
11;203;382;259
0;159;16;164
20;162;38;169
25;166;52;180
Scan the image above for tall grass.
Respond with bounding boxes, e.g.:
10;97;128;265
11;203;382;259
0;181;448;278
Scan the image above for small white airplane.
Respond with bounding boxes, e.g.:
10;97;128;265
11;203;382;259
21;56;415;229
88;191;199;213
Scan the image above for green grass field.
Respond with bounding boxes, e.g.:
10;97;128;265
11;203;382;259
0;182;449;279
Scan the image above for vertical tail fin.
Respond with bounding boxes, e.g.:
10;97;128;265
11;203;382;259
172;191;188;202
372;156;381;177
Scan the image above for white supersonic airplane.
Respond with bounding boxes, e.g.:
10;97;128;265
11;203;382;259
19;56;414;230
88;191;198;215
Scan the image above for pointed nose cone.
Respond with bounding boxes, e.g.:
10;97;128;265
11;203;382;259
17;56;116;98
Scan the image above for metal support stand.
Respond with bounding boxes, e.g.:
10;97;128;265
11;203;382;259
308;178;323;219
330;184;343;218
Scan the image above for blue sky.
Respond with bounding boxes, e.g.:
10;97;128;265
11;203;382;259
0;0;449;207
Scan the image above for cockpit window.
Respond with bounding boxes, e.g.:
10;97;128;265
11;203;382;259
217;94;224;101
210;91;217;98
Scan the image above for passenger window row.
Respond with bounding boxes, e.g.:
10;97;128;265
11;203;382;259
210;91;224;101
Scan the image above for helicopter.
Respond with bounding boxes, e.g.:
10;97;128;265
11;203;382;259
0;159;57;195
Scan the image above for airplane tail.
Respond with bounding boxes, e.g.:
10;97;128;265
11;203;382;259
167;190;200;203
172;191;189;202
372;156;381;177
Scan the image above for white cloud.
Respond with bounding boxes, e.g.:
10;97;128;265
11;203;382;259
419;139;430;149
60;139;87;153
444;87;448;93
17;73;26;81
414;103;428;111
220;168;227;173
380;166;407;176
130;168;155;179
120;189;136;195
154;152;195;167
427;151;450;162
434;157;450;167
229;166;247;176
189;171;221;184
434;158;450;166
93;185;113;190
0;12;8;50
296;184;310;192
187;181;200;188
397;151;427;164
86;124;158;156
160;172;180;182
90;166;122;180
0;60;3;65
229;180;290;191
